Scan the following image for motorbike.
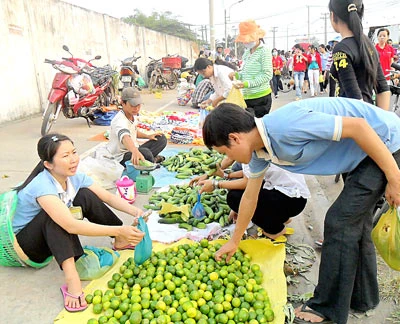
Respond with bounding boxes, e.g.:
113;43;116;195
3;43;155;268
119;54;141;89
41;45;117;135
146;57;178;90
144;57;162;85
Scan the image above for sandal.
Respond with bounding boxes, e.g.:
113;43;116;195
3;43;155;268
112;243;136;251
154;155;165;163
60;284;87;312
294;304;335;323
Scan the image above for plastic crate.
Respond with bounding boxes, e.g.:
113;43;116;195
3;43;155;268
162;57;181;69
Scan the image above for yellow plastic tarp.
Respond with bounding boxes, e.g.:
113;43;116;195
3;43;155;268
54;238;286;324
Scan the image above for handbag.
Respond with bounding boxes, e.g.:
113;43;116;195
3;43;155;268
134;216;152;265
371;206;400;270
75;246;120;280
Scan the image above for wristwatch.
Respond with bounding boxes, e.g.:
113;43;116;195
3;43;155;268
223;170;231;180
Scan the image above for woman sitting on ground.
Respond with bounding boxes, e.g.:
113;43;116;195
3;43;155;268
12;133;145;312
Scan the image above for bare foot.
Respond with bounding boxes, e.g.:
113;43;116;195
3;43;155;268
113;237;135;250
262;227;287;240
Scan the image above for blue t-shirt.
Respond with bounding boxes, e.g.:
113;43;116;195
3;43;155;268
13;169;93;234
249;97;400;177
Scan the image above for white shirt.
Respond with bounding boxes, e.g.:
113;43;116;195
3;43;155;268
106;110;139;162
209;64;234;101
242;163;311;199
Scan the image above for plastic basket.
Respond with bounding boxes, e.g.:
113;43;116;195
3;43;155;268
162;57;181;69
0;191;52;268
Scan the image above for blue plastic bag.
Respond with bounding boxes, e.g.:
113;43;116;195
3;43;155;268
92;110;118;126
75;246;120;280
134;216;152;265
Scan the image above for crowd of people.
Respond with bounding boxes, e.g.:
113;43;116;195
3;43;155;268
8;0;400;323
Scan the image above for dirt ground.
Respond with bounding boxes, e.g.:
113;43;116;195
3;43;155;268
286;175;400;323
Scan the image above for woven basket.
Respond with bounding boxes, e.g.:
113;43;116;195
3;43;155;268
0;191;52;268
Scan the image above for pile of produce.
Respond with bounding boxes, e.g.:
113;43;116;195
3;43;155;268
162;148;224;179
144;184;231;228
85;240;275;324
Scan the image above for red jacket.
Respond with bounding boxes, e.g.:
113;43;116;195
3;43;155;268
272;56;283;73
306;52;322;71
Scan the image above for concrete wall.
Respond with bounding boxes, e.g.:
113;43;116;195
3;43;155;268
0;0;197;123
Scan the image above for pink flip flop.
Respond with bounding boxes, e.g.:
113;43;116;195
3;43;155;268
112;244;136;251
60;284;87;312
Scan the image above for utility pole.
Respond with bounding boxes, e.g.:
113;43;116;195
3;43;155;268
209;0;215;54
271;27;278;49
307;5;310;44
321;13;329;45
224;9;228;49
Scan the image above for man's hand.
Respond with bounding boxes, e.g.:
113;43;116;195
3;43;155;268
200;99;212;108
214;240;239;262
385;174;400;207
131;150;145;166
147;133;161;141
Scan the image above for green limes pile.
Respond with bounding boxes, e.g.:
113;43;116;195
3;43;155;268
85;239;275;324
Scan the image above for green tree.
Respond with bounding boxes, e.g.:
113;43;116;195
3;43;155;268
122;9;198;42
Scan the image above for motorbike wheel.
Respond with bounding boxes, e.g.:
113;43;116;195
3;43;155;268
167;73;178;90
102;84;116;106
41;102;59;136
149;74;158;90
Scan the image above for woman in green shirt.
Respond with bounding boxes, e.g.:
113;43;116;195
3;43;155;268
229;19;273;117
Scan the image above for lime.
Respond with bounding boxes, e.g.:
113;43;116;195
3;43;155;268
129;310;142;324
87;319;99;324
171;311;182;322
85;294;93;304
92;295;102;305
264;309;274;322
104;308;114;319
92;303;103;314
97;316;108;324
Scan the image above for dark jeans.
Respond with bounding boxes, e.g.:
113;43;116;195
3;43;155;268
16;188;122;267
245;94;272;117
307;150;400;324
227;185;307;234
120;134;167;166
272;75;281;96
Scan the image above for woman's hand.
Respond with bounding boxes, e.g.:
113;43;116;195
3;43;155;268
118;225;145;245
189;174;208;186
232;80;244;89
228;72;236;80
213;163;224;178
198;179;214;193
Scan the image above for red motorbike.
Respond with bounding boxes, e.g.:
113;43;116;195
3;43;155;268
41;45;117;135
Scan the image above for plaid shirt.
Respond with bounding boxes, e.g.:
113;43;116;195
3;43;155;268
192;79;214;104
